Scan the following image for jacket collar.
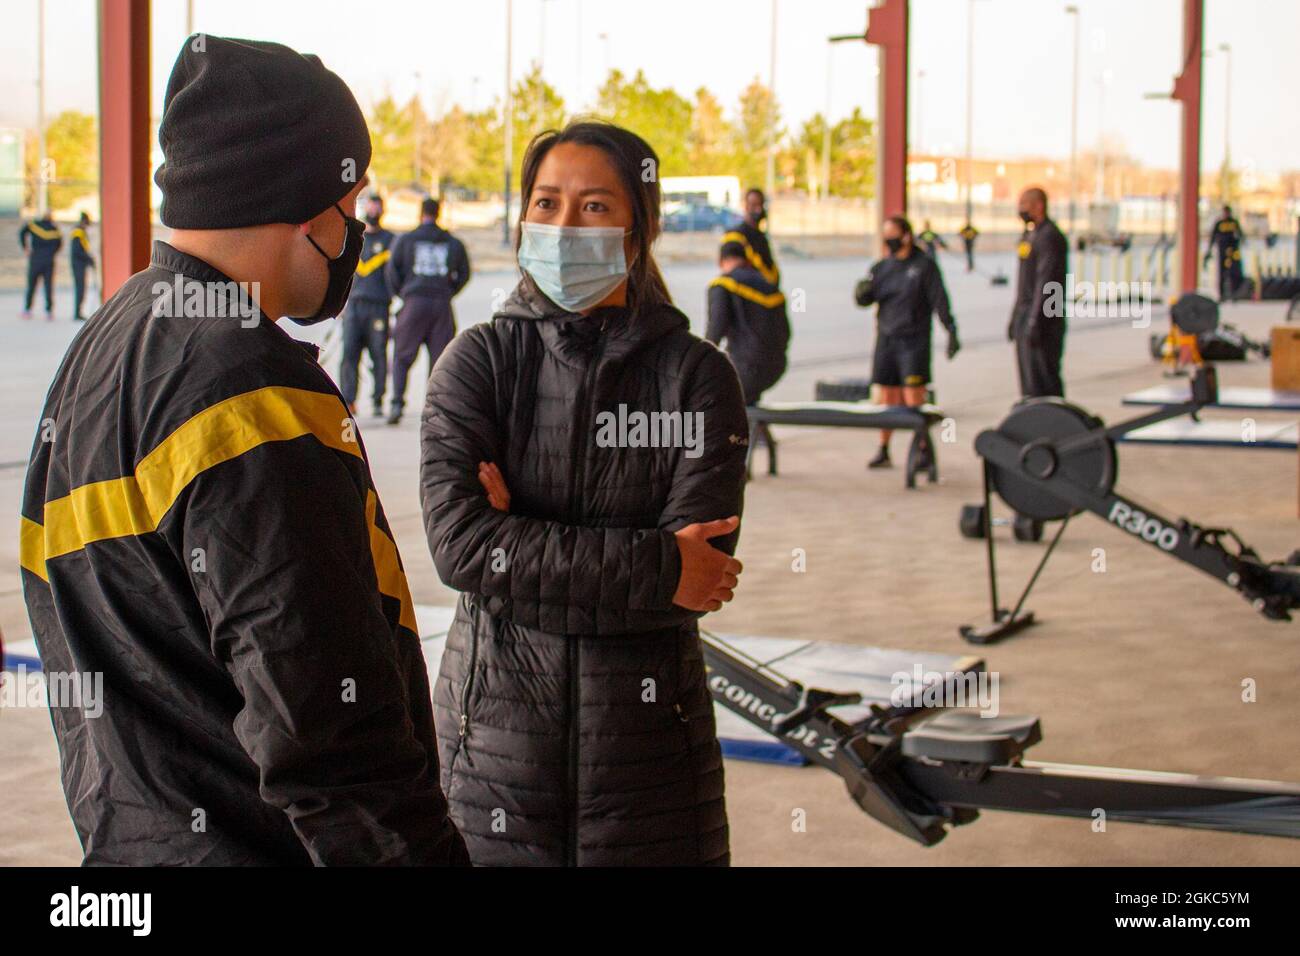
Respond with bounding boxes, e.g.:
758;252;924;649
150;240;243;286
148;240;285;332
496;273;688;367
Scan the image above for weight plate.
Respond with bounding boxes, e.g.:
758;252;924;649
1171;292;1219;335
989;399;1115;522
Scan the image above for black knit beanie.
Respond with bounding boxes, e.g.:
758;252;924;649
155;35;372;229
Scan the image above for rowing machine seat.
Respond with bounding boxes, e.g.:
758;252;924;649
901;712;1042;765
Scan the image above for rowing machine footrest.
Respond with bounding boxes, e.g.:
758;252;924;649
835;735;962;846
900;712;1042;765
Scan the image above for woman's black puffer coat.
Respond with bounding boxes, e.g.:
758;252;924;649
419;276;748;865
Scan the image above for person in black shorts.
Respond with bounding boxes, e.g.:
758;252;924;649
854;215;959;469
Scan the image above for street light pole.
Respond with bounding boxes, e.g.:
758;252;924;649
1066;4;1080;235
765;0;778;203
503;0;513;246
1096;70;1109;200
963;0;975;225
1220;41;1231;202
822;39;833;202
36;0;47;213
413;70;423;190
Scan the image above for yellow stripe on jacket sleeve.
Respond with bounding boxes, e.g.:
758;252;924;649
26;222;61;241
26;386;362;577
19;516;47;581
25;385;416;634
709;275;785;309
355;249;391;277
365;490;418;634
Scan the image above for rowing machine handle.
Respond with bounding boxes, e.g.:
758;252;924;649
771;687;862;737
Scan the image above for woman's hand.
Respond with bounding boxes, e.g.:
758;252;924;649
672;516;743;612
478;461;511;513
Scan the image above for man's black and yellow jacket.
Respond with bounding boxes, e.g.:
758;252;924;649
19;217;62;266
20;241;467;866
706;264;790;405
351;226;395;304
721;221;779;287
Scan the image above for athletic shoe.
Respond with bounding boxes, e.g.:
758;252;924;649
44;311;54;322
20;310;31;320
867;446;891;469
372;407;385;420
386;409;402;426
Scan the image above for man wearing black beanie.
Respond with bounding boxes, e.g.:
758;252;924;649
21;35;468;867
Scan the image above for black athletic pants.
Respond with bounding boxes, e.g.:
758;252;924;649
25;259;54;312
390;294;456;413
339;299;391;409
73;264;89;319
1015;321;1066;398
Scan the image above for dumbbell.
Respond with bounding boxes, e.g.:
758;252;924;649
959;503;1043;542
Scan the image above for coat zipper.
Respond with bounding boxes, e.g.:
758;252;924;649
454;600;481;768
565;316;606;867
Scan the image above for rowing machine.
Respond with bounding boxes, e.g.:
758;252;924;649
702;630;1300;845
959;364;1300;644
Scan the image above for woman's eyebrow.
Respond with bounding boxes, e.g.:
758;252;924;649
578;187;616;197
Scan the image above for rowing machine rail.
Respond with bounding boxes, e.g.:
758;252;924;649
701;631;1300;845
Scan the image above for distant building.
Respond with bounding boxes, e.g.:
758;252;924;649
0;128;23;216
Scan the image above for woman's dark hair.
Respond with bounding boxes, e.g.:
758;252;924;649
518;120;672;313
885;214;913;238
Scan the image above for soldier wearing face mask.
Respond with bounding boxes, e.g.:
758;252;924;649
722;187;779;287
1008;187;1068;398
854;215;958;470
338;194;395;418
20;35;468;867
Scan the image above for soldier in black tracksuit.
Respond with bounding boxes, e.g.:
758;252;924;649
1204;205;1244;303
1009;188;1069;398
918;221;948;260
960;222;979;272
22;34;468;866
854;215;959;468
70;213;95;321
339;196;395;416
706;241;790;405
384;197;470;425
19;213;62;319
721;187;780;288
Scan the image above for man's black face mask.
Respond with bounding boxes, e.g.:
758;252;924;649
1019;210;1033;224
884;236;904;254
296;204;364;325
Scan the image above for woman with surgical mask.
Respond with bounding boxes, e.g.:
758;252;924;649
418;122;748;866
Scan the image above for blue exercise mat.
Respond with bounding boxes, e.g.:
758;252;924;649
416;606;983;766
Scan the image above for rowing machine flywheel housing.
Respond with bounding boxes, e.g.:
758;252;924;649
988;399;1117;522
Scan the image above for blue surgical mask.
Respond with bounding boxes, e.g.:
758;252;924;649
518;222;629;313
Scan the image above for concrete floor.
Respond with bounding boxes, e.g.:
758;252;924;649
2;258;1298;866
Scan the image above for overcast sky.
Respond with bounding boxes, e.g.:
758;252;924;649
0;0;1293;177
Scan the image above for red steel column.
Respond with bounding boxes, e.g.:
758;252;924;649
97;0;151;296
866;0;909;233
1171;0;1203;294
